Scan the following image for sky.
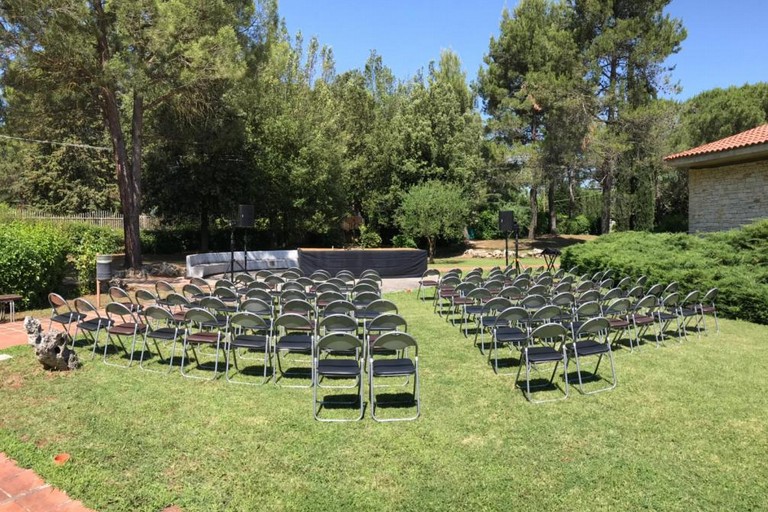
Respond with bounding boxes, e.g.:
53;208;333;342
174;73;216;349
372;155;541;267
278;0;768;102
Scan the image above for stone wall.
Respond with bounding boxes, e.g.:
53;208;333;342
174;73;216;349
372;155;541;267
689;160;768;233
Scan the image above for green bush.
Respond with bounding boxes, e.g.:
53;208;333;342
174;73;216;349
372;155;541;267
558;214;592;235
359;227;382;248
391;234;418;248
0;222;70;308
63;224;123;294
561;220;768;324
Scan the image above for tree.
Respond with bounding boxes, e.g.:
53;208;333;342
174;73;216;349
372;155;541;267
571;0;686;233
0;0;253;267
397;181;469;262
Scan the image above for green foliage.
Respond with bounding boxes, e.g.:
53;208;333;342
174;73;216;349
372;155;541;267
358;226;382;248
397;181;469;261
391;233;417;248
0;222;70;307
557;214;591;235
561;220;768;324
63;224;123;294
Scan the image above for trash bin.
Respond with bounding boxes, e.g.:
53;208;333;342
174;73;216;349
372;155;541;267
96;254;113;281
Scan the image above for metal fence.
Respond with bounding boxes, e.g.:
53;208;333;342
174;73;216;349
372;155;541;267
7;209;159;231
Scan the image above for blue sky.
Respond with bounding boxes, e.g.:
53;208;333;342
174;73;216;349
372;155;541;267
278;0;768;101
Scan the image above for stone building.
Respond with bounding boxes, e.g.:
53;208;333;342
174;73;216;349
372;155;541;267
664;124;768;233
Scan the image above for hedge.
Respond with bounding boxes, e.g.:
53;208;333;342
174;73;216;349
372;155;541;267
561;220;768;325
0;222;70;308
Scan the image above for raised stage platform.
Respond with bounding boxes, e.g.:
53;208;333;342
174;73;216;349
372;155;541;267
298;248;427;278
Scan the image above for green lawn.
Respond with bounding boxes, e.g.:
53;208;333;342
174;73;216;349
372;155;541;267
1;292;767;511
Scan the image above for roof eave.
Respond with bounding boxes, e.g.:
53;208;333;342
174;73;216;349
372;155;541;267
664;142;768;169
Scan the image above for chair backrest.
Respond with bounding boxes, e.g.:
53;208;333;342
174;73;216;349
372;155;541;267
184;307;218;326
365;299;398;315
360;269;381;280
295;277;315;290
439;275;461;289
633;294;658;312
351;283;379;296
701;287;718;304
578;290;600;303
229;311;269;331
240;298;273;317
317;290;345;303
135;289;158;307
309;270;331;281
282;299;314;317
234;273;255;285
530;322;568;343
264;275;285;289
245;288;272;302
74;297;98;316
189;277;212;293
274;313;314;332
335;270;355;280
322;300;356;317
198;296;228;314
574;280;595;293
332;275;354;286
466;288;492;303
603;297;630;316
680;290;700;307
626;285;644;300
601;287;623;303
535;275;553;288
143;305;175;324
551;292;575;309
213;287;239;302
527;284;549;297
316;332;362;355
659;292;679;308
483;297;512;315
105;301;138;323
182;283;206;300
165;292;191;309
421;269;440;279
214;279;236;290
635;275;648;287
663;282;679;296
646;283;664;297
357;277;381;289
155;280;176;298
532;304;563;322
315;282;341;294
367;313;407;332
281;281;305;293
108;286;134;306
520;294;547;309
319;314;358;334
575;317;610;341
495;306;529;327
279;289;308;304
282;269;302;280
553;268;566;279
616;276;632;290
499;286;524;300
247;281;271;291
370;331;417;353
255;269;273;279
574;299;602;318
599;278;614;290
464;274;484;286
552;281;572;294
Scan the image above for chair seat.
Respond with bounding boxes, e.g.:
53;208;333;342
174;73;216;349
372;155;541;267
632;315;655;325
494;327;527;344
524;346;563;363
147;327;184;340
186;331;221;344
109;322;146;335
452;298;474;306
419;279;438;287
679;307;699;317
371;358;416;377
653;311;677;321
317;359;361;377
608;318;631;329
276;334;312;351
230;334;268;350
567;340;609;356
78;318;112;331
480;316;498;327
465;305;484;315
697;305;716;314
52;312;86;325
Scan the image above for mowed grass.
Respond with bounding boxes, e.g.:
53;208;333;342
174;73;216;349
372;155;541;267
1;291;767;511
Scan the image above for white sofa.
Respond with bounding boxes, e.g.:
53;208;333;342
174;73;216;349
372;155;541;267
186;250;299;278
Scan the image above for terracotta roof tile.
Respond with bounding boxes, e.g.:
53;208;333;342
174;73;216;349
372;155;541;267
664;123;768;161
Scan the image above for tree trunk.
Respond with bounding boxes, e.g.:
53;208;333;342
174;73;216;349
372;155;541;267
528;186;537;240
427;236;435;263
601;160;614;234
126;92;144;268
567;167;576;219
548;177;557;234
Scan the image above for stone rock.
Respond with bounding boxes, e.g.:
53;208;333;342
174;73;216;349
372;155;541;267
24;317;80;371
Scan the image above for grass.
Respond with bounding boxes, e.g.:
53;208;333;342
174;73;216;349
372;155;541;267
1;292;768;511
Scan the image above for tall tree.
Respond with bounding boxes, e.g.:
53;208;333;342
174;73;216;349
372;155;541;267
0;0;253;267
571;0;685;233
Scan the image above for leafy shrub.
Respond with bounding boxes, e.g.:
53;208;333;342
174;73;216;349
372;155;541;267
561;220;768;324
63;224;123;294
391;234;418;248
558;214;591;235
0;222;70;308
359;227;382;248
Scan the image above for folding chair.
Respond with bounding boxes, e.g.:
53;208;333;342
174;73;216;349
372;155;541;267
696;288;719;334
226;312;272;385
139;306;183;373
515;323;570;403
189;277;212;294
319;314;358;335
653;293;683;342
155;281;177;308
109;286;141;313
135;289;159;310
72;298;112;357
629;295;660;347
678;290;703;338
319;299;356;319
566;317;617;395
179;307;226;380
365;313;408;360
460;288;491;337
103;302;146;368
369;331;420;422
313;333;364;422
474;297;513;351
273;313;315;387
602;298;635;351
48;292;86;342
489;306;529;374
417;269;440;300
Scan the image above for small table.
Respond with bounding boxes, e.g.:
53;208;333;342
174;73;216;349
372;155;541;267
0;294;22;323
542;248;561;272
